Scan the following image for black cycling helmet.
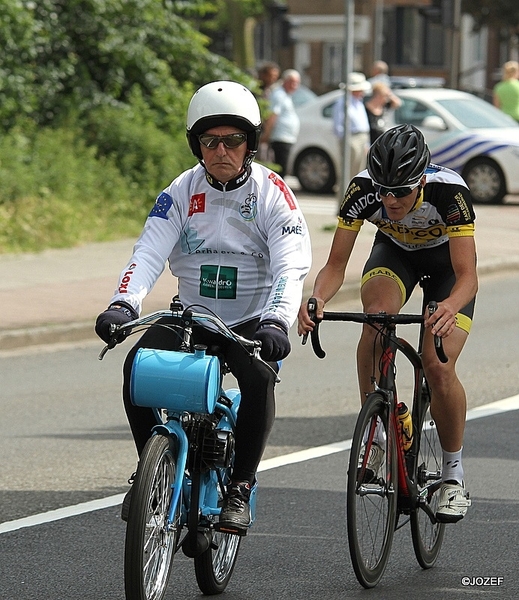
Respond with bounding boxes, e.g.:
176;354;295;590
186;81;262;168
367;124;431;187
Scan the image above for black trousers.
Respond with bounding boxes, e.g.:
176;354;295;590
270;141;292;179
122;317;278;484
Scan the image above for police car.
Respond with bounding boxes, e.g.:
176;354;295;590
288;87;519;203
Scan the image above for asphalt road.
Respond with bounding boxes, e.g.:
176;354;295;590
1;273;519;599
0;408;518;600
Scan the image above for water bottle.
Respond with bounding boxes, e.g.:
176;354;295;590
397;402;413;451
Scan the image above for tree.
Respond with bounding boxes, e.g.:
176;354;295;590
218;0;269;70
0;0;252;129
180;0;270;71
0;1;40;127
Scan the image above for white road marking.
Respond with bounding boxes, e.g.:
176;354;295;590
1;394;518;534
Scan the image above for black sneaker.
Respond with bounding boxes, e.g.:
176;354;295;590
216;481;252;536
121;472;135;522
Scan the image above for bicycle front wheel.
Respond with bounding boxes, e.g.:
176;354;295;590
347;393;398;588
410;398;445;568
194;468;241;594
124;434;181;600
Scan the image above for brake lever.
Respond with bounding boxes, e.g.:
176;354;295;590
427;301;448;364
302;297;318;346
98;323;122;360
303;297;326;359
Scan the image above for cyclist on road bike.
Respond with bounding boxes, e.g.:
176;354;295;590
298;124;477;523
95;81;312;534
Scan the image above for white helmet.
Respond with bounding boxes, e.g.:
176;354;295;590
186;81;262;167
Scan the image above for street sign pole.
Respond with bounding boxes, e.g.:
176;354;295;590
338;0;355;207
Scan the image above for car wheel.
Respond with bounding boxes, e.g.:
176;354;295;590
462;157;506;204
294;148;336;194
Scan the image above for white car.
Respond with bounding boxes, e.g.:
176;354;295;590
288;87;519;203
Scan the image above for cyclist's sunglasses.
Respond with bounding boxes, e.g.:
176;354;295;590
198;133;247;149
374;180;421;198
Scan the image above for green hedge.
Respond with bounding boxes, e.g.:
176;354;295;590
0;114;196;254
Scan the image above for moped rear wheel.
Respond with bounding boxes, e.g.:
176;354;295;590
194;467;241;594
124;434;180;600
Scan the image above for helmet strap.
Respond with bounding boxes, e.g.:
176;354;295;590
409;184;424;212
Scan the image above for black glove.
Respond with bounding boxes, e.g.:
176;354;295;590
254;319;291;361
95;302;138;344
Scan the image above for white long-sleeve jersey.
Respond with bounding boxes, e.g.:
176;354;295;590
108;162;312;330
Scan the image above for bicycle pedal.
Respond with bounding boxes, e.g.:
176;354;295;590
214;522;248;537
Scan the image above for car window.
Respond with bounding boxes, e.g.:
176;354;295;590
394;99;437;127
437;98;519;129
292;85;318;107
323;101;336;119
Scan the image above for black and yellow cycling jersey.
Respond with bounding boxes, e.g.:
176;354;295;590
338;163;475;251
338;163;476;332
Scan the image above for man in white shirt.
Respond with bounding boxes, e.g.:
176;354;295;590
332;72;372;176
261;69;301;178
95;81;312;534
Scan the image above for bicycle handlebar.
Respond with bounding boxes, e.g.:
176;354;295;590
98;304;261;361
303;298;448;363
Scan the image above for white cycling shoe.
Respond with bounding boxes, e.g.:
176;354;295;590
358;443;385;482
436;481;471;523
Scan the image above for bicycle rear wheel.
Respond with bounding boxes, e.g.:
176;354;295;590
410;396;445;568
194;469;241;594
347;392;398;588
124;434;181;600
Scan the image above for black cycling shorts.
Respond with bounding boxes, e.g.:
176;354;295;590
361;232;475;333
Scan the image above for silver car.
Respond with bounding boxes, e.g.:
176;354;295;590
288;87;519;203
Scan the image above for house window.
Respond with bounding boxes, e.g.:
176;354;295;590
322;41;365;87
322;42;343;87
389;7;444;67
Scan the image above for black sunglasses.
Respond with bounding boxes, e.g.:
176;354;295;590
374;181;421;198
198;133;247;149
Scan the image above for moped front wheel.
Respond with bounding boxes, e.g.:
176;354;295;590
124;434;181;600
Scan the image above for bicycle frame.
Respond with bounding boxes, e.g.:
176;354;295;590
362;319;440;518
123;309;260;536
151;389;257;532
305;295;447;587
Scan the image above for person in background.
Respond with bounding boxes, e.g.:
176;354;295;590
368;60;391;87
257;61;280;101
95;80;312;534
261;69;301;178
332;72;372;176
256;61;281;163
364;81;402;145
493;61;519;122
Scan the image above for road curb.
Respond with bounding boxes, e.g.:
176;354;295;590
0;283;360;351
2;261;518;351
0;322;98;351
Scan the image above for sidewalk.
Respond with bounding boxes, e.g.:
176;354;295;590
1;189;519;350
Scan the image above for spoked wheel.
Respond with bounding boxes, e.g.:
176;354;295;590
347;393;398;588
124;434;181;600
194;468;241;594
410;398;445;568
